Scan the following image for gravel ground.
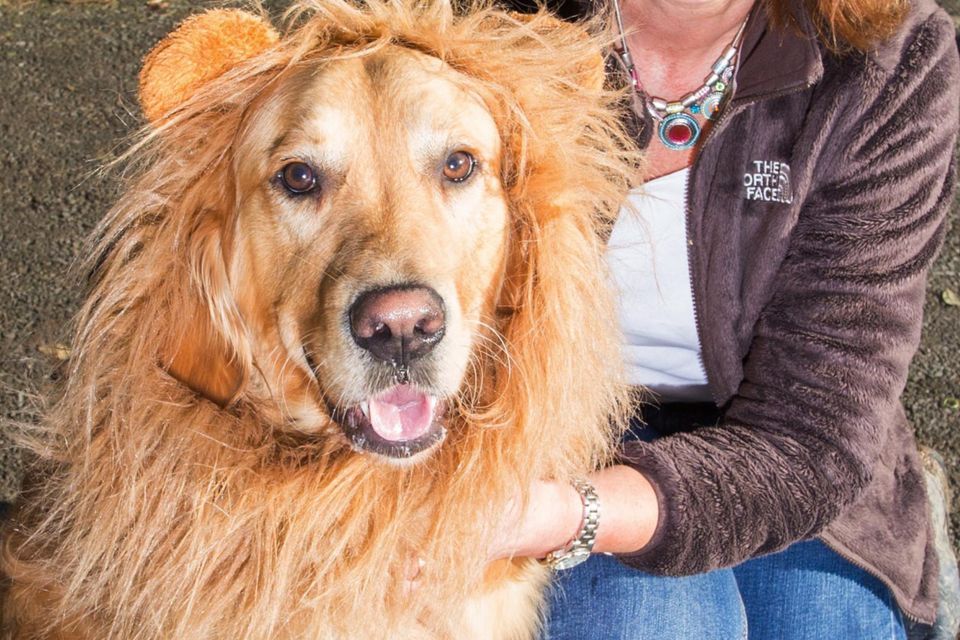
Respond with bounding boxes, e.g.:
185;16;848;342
1;0;959;557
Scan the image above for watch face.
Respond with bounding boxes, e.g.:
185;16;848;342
551;550;591;571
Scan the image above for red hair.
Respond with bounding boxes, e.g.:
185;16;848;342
767;0;910;52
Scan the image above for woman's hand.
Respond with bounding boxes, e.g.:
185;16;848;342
487;480;584;561
487;465;661;562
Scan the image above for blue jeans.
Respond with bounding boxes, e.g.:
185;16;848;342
544;539;907;639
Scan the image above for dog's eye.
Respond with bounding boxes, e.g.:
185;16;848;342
442;151;476;183
279;162;318;194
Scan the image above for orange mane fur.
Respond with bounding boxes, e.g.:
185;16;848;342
1;1;639;637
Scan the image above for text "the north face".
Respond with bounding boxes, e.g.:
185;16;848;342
744;160;792;204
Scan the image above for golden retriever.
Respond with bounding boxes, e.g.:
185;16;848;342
0;1;637;637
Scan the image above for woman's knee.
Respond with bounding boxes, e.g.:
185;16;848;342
733;539;907;640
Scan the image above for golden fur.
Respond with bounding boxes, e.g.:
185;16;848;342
0;2;638;638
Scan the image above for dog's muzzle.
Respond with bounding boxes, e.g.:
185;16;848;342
324;285;449;460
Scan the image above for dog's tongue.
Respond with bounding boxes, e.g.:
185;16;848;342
368;386;437;442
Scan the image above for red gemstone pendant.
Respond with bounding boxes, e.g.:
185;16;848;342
667;123;692;144
658;113;701;151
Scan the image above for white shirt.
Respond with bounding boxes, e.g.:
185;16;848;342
605;168;711;401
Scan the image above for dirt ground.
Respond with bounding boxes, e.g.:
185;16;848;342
1;0;959;560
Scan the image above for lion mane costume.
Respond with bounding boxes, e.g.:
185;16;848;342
0;1;637;638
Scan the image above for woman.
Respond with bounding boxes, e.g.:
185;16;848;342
491;0;960;637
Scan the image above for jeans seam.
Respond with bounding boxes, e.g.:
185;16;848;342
885;584;905;640
736;586;748;640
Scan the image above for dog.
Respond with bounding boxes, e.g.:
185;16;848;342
0;2;637;637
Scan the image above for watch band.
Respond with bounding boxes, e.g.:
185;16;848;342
541;479;600;571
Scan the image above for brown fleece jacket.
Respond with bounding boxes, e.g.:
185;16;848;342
509;0;960;624
607;0;959;624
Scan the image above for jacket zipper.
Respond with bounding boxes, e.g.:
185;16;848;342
684;81;814;407
683;99;740;408
682;157;717;405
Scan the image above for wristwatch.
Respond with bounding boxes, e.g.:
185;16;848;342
541;479;600;571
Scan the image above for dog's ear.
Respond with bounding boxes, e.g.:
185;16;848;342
165;306;245;408
474;9;636;475
489;11;614;317
162;217;248;408
139;9;279;124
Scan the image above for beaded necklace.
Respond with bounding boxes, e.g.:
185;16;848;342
612;0;749;151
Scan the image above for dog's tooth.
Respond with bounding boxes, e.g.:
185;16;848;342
360;401;370;418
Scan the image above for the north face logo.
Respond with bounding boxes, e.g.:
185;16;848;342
744;160;792;204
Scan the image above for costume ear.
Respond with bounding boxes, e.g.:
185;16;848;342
139;9;279;124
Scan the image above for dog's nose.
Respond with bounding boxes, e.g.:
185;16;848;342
349;286;445;366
